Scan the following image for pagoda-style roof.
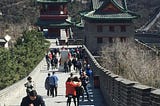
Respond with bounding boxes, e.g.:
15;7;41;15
92;0;128;11
81;0;138;21
37;0;69;4
36;19;72;28
81;10;137;20
76;22;84;29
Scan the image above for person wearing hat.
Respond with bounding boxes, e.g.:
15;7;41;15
20;90;45;106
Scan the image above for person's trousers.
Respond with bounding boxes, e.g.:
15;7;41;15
67;95;76;106
50;85;57;97
82;85;89;100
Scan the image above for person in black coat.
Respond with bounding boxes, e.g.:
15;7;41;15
20;90;45;106
45;73;51;96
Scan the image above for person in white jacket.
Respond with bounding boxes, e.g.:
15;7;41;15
24;76;35;95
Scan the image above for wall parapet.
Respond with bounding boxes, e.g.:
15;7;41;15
84;45;160;106
0;58;45;105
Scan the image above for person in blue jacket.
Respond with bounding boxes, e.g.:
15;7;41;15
49;71;59;97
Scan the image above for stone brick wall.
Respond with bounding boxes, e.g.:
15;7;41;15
84;45;160;106
84;22;135;52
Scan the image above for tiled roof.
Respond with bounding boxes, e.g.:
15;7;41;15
37;0;69;3
36;20;72;28
81;0;138;20
81;11;137;20
76;22;84;28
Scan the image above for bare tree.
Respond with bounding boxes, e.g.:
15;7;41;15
101;41;160;88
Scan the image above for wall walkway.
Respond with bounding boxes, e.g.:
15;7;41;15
84;46;160;106
0;39;106;106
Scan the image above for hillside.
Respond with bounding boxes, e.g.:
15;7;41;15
127;0;160;29
0;0;160;38
0;0;38;39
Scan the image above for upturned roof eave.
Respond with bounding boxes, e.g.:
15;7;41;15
83;16;137;20
36;19;72;28
81;10;138;20
127;10;140;19
76;23;84;28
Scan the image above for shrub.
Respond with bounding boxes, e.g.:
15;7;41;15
0;30;50;90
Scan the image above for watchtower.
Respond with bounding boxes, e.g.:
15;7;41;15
36;0;72;39
80;0;138;52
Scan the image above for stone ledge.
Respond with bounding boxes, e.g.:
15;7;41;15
0;57;45;105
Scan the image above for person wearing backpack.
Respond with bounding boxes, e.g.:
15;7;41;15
49;72;59;97
80;72;91;101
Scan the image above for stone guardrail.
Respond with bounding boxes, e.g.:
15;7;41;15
1;45;160;106
83;45;160;106
0;57;45;106
135;39;158;54
59;39;84;45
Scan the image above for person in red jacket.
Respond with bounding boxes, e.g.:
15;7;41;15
66;77;80;106
73;76;82;106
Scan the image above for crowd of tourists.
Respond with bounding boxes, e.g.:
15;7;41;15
45;48;59;70
20;46;93;106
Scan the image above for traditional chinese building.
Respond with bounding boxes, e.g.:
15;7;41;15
36;0;72;39
80;0;138;52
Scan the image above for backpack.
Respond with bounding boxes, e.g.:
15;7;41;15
49;76;55;86
68;60;72;66
75;86;84;96
81;76;89;86
54;58;58;64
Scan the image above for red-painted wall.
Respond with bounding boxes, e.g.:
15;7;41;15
48;28;60;36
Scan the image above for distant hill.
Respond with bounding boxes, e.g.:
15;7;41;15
127;0;160;29
0;0;38;39
0;0;159;38
0;0;37;23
